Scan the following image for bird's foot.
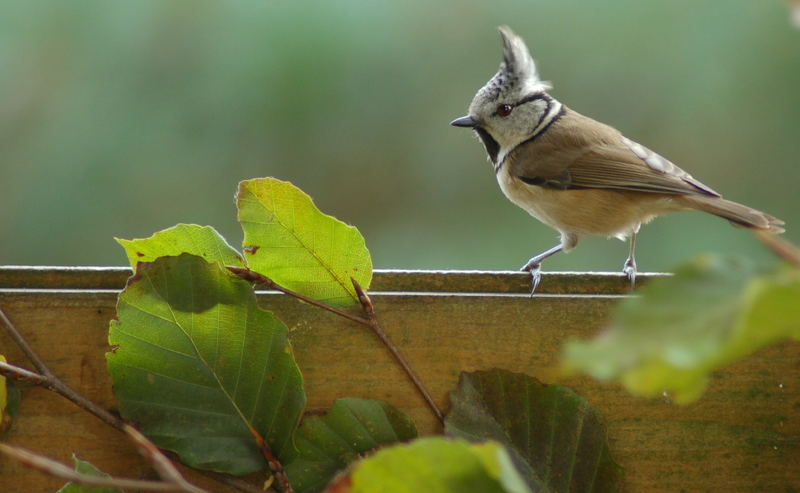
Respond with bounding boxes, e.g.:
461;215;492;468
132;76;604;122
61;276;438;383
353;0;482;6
623;257;637;289
521;261;542;296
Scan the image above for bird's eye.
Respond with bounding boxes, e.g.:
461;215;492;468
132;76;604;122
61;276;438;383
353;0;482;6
496;104;513;117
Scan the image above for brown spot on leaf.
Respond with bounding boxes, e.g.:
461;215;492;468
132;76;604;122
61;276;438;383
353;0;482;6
303;408;330;418
325;469;353;493
108;344;120;353
244;245;260;255
135;251;145;257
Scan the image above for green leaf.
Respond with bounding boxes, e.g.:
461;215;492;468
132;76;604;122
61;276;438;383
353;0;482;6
562;255;800;403
285;398;417;493
445;369;623;493
330;437;531;493
56;455;122;493
116;224;244;268
236;177;372;306
107;253;306;475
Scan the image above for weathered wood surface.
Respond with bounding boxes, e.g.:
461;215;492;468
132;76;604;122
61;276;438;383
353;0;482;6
0;268;797;492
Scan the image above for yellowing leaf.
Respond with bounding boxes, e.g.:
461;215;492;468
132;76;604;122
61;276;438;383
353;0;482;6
285;398;417;493
562;255;800;403
0;355;6;415
117;224;244;268
331;438;531;493
237;178;372;306
0;355;6;435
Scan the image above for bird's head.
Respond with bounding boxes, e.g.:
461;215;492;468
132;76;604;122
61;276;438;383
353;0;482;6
451;26;558;164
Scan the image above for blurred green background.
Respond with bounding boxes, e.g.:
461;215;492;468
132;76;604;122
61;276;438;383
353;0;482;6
1;0;798;271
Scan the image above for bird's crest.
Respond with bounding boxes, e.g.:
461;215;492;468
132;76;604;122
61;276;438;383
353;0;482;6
484;26;551;101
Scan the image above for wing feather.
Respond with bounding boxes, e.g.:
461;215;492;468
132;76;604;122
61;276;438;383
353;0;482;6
506;109;720;197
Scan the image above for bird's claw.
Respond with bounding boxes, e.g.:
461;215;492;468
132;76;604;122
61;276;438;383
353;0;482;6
623;257;637;289
521;262;542;296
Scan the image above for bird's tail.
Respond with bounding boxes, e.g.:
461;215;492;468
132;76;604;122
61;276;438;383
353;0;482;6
680;195;785;234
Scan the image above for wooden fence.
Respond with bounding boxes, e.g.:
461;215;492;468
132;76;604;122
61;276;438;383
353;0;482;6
0;267;797;492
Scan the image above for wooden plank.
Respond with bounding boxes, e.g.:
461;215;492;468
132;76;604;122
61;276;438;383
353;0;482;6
0;266;668;294
0;270;797;492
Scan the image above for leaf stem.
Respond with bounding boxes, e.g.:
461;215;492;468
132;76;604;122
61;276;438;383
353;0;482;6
351;279;444;424
227;266;444;425
227;266;369;326
249;424;293;493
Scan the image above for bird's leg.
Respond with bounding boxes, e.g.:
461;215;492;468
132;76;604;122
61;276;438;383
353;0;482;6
623;228;639;289
520;244;564;295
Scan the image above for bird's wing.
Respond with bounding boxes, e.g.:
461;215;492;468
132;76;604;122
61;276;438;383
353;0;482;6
507;114;720;197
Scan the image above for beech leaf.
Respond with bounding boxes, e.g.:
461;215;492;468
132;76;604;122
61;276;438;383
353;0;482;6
285;398;417;493
56;455;122;493
117;224;244;268
107;254;305;475
237;177;372;306
445;369;623;492
327;437;531;493
562;255;800;403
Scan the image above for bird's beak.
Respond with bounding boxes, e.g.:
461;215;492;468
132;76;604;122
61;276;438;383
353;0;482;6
450;115;479;128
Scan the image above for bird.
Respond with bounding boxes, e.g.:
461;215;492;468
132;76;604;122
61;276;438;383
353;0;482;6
451;26;784;293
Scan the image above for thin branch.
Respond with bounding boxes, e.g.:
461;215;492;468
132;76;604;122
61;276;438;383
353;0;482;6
249;427;293;493
0;307;210;493
0;309;122;431
351;279;444;424
756;231;800;268
0;309;49;375
0;443;188;492
198;471;271;493
227;266;370;326
0;360;50;386
228;266;444;424
124;426;208;493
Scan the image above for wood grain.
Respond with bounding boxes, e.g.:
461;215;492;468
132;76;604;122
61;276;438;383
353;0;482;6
0;269;797;492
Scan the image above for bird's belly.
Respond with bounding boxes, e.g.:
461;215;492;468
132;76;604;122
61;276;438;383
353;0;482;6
496;171;679;238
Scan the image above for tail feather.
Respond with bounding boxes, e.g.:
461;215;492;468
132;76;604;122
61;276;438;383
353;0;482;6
680;196;785;234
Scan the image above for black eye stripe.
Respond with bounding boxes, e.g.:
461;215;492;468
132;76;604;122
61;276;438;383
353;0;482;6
514;93;551;108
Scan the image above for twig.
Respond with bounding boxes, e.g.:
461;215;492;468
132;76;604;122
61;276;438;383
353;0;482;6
0;360;50;387
124;426;208;493
228;266;444;424
756;231;800;268
0;308;209;493
228;266;370;326
351;279;444;424
198;471;271;493
0;309;49;376
0;443;187;491
0;309;122;431
249;424;293;493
